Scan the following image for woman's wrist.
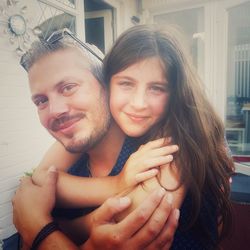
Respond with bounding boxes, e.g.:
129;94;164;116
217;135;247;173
115;173;125;193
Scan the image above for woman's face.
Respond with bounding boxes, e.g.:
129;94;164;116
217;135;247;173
109;57;169;137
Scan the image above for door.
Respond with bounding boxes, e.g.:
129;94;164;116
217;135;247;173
85;10;113;53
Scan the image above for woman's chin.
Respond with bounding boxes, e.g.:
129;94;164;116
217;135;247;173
121;126;150;138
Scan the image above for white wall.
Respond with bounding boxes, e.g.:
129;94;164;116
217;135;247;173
0;0;55;240
104;0;138;37
0;0;138;241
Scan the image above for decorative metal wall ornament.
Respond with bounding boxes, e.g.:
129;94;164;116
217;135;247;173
0;0;41;56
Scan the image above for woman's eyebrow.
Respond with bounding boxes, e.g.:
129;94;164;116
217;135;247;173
149;80;168;84
112;75;134;80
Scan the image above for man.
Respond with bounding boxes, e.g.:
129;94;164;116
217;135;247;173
12;29;179;249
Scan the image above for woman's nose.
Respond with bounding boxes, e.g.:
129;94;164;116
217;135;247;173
130;89;147;110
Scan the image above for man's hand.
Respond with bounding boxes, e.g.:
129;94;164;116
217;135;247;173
12;166;58;247
12;169;179;250
82;188;179;250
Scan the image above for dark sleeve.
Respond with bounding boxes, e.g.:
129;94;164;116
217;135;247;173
52;154;97;219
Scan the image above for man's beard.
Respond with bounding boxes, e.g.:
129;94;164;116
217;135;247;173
59;113;111;154
65;124;109;153
49;88;112;154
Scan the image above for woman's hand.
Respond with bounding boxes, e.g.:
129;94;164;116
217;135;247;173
117;138;179;191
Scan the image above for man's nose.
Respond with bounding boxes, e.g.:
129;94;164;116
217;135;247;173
48;96;69;118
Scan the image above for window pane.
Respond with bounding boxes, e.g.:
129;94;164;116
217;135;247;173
226;2;250;165
54;0;76;9
154;7;204;80
35;1;76;40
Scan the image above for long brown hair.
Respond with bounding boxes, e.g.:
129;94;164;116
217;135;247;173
103;25;235;244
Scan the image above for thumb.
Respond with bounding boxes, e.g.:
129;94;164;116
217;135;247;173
94;196;131;223
44;166;58;193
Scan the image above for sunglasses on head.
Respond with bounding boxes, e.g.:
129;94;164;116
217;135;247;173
20;28;103;68
46;28;103;61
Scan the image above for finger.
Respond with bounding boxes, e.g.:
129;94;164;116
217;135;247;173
142;138;168;150
135;169;159;183
135;152;174;173
148;208;180;250
44;166;58;187
19;176;33;186
144;155;174;169
117;188;166;238
151;145;179;157
132;193;173;248
43;166;59;201
93;196;131;223
141;137;173;151
159;160;178;174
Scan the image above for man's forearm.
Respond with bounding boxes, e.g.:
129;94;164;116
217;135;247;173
56;212;92;244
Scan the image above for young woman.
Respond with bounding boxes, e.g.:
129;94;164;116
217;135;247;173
32;25;234;249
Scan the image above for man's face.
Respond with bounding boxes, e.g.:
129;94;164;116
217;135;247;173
28;48;111;153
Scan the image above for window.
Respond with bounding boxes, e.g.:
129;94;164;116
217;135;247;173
36;0;76;40
54;0;76;9
154;7;205;80
226;1;250;165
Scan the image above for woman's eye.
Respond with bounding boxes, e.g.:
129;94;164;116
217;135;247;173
149;85;166;93
118;81;133;88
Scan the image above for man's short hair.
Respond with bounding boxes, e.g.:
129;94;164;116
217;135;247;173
20;29;104;84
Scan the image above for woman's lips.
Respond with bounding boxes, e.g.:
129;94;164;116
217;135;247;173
125;113;149;122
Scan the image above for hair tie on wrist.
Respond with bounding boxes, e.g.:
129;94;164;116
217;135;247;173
31;221;59;250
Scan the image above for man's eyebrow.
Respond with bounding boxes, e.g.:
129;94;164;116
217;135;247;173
31;81;64;101
54;77;82;88
31;78;78;101
54;80;68;89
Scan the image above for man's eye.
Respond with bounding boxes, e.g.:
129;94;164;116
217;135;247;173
34;97;48;109
61;84;77;95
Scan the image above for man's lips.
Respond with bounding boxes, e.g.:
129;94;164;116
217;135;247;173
56;118;81;132
50;114;84;132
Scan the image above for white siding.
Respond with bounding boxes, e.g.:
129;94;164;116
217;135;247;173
0;0;137;241
0;1;54;240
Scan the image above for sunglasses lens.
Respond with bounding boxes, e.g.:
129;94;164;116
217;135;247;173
20;29;102;69
47;31;63;44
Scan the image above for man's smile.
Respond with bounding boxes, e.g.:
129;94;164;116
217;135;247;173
50;114;85;133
